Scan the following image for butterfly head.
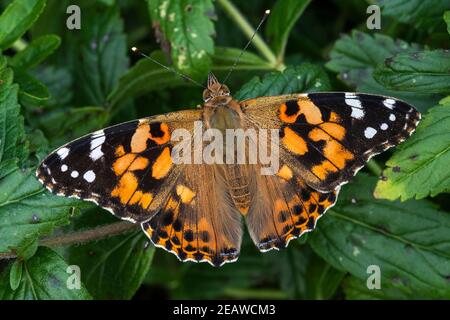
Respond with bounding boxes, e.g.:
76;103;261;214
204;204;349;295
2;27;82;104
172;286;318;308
203;72;232;107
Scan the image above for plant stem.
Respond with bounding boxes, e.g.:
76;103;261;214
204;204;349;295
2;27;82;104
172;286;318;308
216;0;285;70
0;221;139;260
367;159;383;176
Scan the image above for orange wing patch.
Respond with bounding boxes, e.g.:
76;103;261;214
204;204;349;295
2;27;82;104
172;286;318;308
130;122;171;153
152;147;173;179
176;184;196;204
309;128;354;169
279;98;324;125
110;122;174;208
277;165;293;181
258;183;338;252
281;127;308;155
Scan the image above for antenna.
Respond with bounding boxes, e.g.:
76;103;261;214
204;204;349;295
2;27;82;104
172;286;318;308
222;9;271;84
131;47;206;89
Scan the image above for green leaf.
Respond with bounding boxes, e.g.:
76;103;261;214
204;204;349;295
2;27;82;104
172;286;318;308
343;276;412;300
14;69;50;104
0;0;46;50
9;260;23;291
148;0;215;80
373;50;450;94
148;236;282;299
31;65;73;108
67;210;154;300
273;245;345;299
445;11;450;34
374;101;450;201
0;61;27;178
108;51;186;112
266;0;311;59
10;35;61;69
310;174;450;299
0;168;84;258
0;247;92;299
31;106;108;148
211;47;272;71
374;0;450;32
235;63;331;101
326;31;442;112
108;47;271;111
73;5;128;107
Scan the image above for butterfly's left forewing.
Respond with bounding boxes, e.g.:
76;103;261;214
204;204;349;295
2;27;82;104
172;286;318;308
36;110;202;223
242;92;421;192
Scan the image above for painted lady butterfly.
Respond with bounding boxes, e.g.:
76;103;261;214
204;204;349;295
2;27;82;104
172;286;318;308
36;72;420;266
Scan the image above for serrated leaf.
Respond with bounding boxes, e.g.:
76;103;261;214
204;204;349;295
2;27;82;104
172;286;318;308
73;5;128;107
0;247;91;299
67;210;154;300
235;63;331;101
14;69;50;104
374;102;450;201
108;51;187;112
374;0;450;32
310;174;450;299
0;64;27;178
343;276;412;300
266;0;311;59
108;48;271;111
373;50;450;94
31;65;73;108
148;0;215;80
0;168;84;258
326;31;442;112
10;35;61;69
0;0;46;50
31;106;108;148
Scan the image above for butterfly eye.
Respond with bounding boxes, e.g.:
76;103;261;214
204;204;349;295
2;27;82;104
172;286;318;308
203;89;213;102
221;86;230;96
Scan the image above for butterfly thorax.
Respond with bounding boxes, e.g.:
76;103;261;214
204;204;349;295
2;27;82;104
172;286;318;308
202;73;251;215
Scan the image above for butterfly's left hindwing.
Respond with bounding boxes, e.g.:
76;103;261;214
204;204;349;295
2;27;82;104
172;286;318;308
242;92;421;191
36;110;202;223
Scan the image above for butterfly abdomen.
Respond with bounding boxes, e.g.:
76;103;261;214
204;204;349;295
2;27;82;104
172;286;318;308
225;164;251;215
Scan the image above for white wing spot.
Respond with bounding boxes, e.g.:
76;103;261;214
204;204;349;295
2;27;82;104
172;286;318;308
83;170;96;183
351;107;365;119
90;148;104;161
71;171;79;178
345;98;361;108
383;99;396;110
364;127;377;139
61;164;68;172
389;114;396;121
57;147;70;160
345;97;365;119
90;136;105;160
380;123;388;130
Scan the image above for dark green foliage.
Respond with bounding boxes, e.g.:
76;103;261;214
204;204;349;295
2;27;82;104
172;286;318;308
0;0;449;300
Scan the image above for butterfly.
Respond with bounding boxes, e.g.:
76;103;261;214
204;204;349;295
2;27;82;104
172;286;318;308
36;72;420;267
